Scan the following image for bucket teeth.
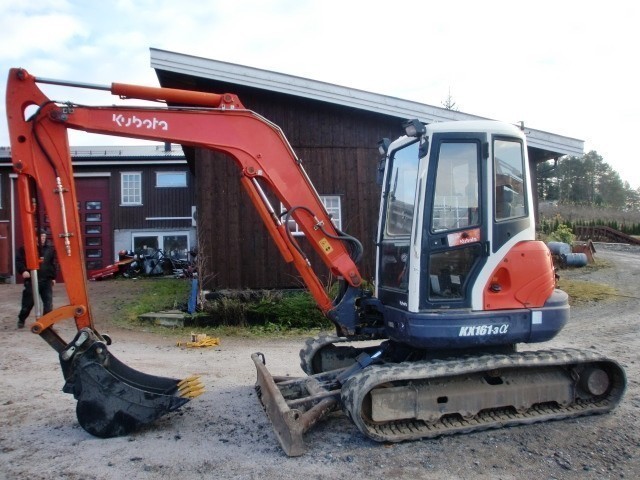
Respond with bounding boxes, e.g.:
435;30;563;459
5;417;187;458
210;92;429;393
177;375;205;399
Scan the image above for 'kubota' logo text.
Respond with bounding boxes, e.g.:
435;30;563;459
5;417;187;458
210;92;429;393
113;114;168;130
458;324;509;336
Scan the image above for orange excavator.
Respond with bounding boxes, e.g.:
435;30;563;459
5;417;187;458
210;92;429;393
5;68;626;455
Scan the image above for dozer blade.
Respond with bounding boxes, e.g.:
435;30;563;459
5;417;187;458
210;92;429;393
60;329;204;438
252;352;341;457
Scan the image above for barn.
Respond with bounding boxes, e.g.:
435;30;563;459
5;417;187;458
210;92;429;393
149;48;583;291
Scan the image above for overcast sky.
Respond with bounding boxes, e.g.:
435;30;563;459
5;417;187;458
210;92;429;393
1;0;638;188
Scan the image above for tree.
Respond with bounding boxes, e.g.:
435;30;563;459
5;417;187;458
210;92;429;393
557;155;590;204
536;159;559;201
624;184;640;211
543;150;632;209
441;88;459;111
597;166;626;208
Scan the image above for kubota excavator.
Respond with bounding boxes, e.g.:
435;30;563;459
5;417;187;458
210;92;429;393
5;68;626;456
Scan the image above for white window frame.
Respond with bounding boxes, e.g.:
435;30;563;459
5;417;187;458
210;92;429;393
155;171;187;188
121;172;142;206
131;230;191;261
281;195;342;236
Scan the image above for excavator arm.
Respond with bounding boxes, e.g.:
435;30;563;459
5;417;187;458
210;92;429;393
5;68;365;437
7;69;364;324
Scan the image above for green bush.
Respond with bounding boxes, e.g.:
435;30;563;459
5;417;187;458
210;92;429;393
200;289;332;330
549;223;576;244
249;292;331;329
203;296;250;326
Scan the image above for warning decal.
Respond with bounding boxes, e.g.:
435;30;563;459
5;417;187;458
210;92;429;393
319;238;333;254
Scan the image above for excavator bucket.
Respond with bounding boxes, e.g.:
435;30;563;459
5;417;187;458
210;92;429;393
59;329;203;438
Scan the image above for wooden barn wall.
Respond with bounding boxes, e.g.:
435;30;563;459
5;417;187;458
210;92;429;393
107;163;195;231
171;74;406;290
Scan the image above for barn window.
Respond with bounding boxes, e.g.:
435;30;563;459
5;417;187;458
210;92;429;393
132;231;191;261
121;172;142;205
156;171;187;188
281;195;342;236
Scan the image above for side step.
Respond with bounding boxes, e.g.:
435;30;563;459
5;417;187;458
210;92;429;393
252;352;341;456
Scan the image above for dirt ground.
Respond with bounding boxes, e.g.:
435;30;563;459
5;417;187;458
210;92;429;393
1;244;638;480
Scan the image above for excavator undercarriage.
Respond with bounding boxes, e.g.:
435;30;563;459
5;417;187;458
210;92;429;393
254;337;626;456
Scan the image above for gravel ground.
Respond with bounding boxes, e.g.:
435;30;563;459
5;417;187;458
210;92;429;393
0;244;638;479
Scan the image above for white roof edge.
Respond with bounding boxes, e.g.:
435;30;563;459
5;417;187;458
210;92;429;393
150;48;584;157
0;144;186;159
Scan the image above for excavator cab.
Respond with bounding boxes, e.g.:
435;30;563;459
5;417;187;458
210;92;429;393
376;120;569;350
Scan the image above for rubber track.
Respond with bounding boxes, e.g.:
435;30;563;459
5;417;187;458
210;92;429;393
299;334;359;375
341;348;626;443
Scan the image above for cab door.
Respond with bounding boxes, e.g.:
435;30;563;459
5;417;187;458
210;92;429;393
419;133;487;309
376;140;420;310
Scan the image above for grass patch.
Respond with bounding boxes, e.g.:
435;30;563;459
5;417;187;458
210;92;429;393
556;278;617;305
119;278;191;324
114;279;332;337
121;319;324;340
186;323;326;339
113;273;620;337
584;257;613;271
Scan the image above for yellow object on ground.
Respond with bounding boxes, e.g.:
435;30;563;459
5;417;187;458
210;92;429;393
176;333;220;348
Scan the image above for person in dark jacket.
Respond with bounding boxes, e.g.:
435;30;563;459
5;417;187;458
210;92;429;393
16;230;57;328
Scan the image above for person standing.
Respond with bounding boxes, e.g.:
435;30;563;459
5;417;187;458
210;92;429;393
16;230;57;328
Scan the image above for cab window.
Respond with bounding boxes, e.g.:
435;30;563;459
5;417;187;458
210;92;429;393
383;141;420;238
431;142;480;232
494;139;527;221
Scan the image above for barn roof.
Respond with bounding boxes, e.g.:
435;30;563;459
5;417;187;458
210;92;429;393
67;144;184;159
150;48;584;159
0;144;186;165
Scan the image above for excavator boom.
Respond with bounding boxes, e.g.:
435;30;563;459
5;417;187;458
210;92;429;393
7;68;364;324
5;67;364;436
